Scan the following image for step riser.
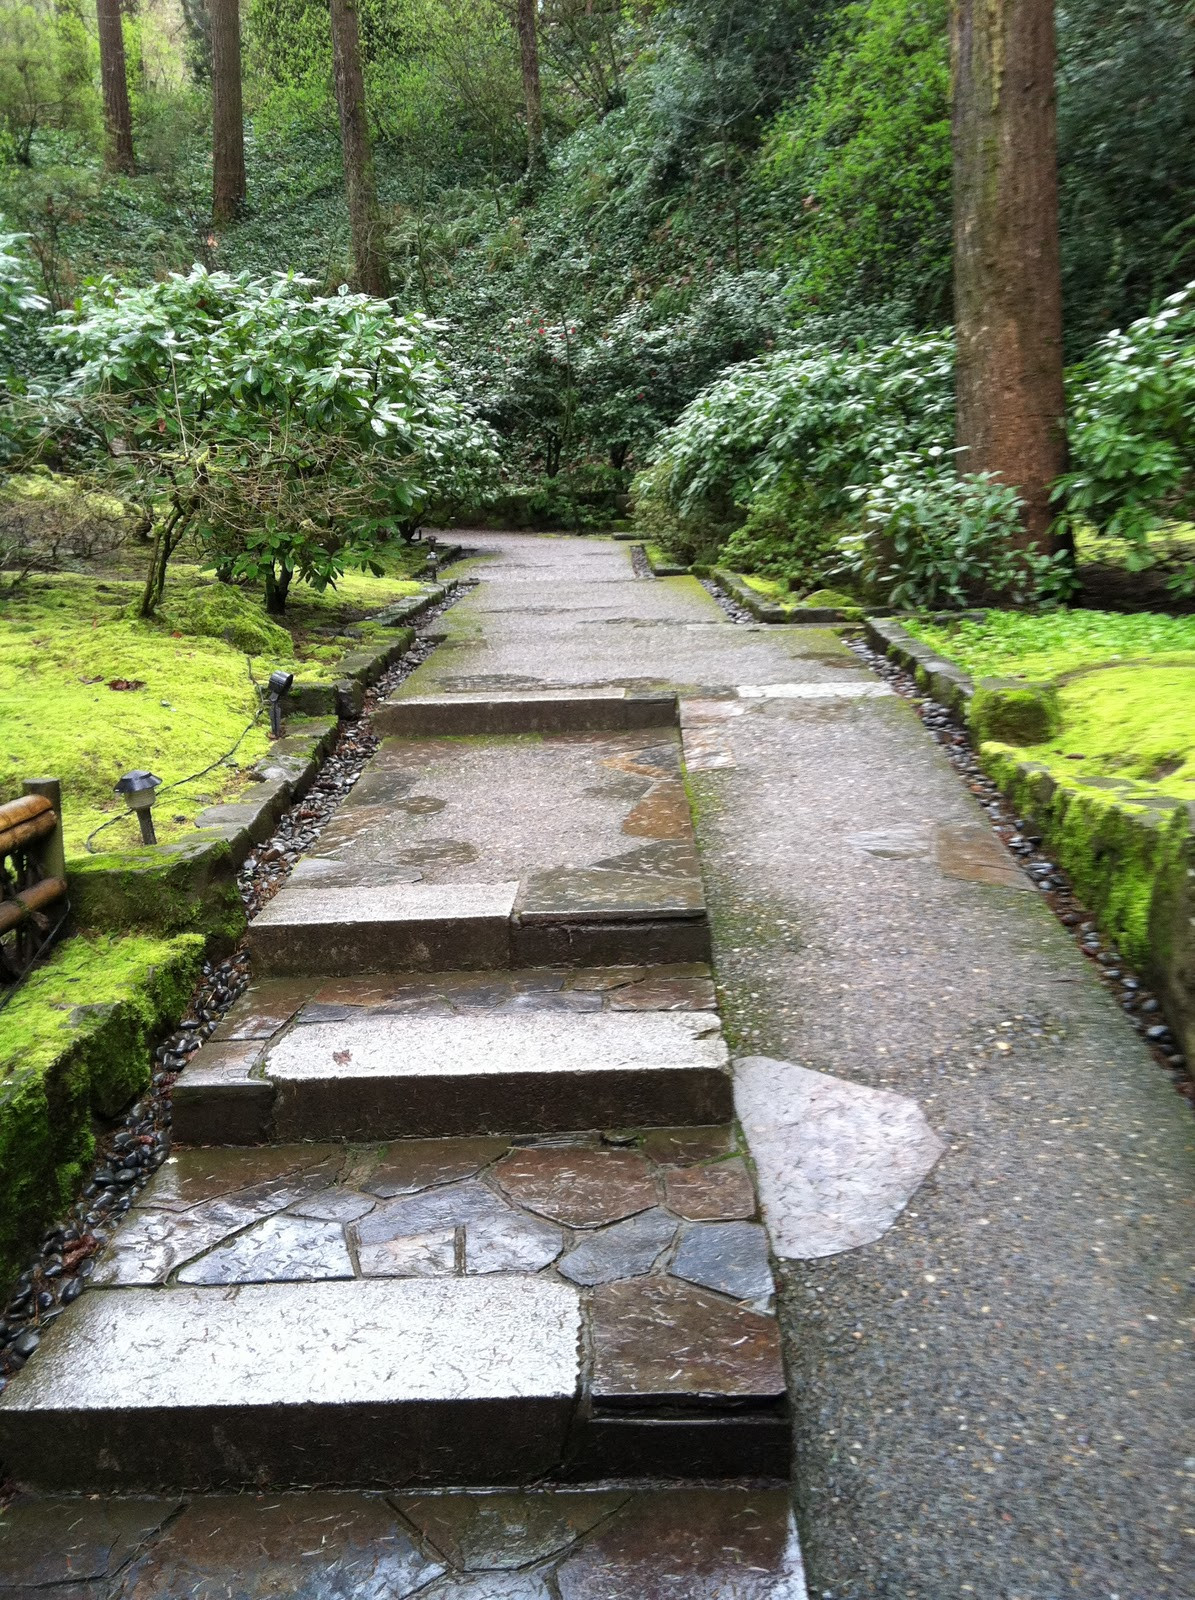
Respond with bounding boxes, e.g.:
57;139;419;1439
0;1407;788;1493
249;917;711;976
0;1400;575;1493
173;1068;734;1144
373;694;678;737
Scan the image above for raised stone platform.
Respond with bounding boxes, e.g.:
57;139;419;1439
0;1135;788;1490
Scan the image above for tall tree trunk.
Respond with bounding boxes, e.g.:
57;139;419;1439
96;0;135;175
210;0;245;223
951;0;1066;549
329;0;390;297
516;0;544;174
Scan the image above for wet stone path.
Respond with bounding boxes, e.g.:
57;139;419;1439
2;533;1192;1598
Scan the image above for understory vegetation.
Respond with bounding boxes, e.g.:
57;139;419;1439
2;0;1195;609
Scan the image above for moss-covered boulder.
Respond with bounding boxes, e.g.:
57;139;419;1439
155;581;294;658
970;678;1062;746
68;836;246;951
0;932;204;1289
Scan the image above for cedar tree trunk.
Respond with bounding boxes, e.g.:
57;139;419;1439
96;0;135;175
329;0;391;297
951;0;1066;548
516;0;544;174
210;0;246;223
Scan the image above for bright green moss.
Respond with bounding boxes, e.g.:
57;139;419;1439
970;679;1062;746
0;931;204;1288
907;608;1195;681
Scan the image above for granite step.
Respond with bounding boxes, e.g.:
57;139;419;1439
173;1009;732;1143
246;726;710;975
373;688;678;736
0;1135;789;1491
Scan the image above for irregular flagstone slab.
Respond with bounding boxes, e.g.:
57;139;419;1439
465;1210;565;1274
641;1126;736;1166
733;1055;945;1259
248;883;520;976
0;1495;181;1593
735;681;893;700
364;1136;511;1197
357;1227;457;1278
934;820;1030;889
260;1012;731;1140
671;1221;774;1303
110;1492;444;1599
135;1145;344;1214
557;1208;676;1285
210;981;315;1041
590;1279;786;1410
396;1489;630;1571
493;1148;658;1226
0;1278;582;1490
354;1179;510;1246
414;1571;556;1600
175;1214;355;1285
662;1158;755;1219
555;1487;807;1600
91;1199;268;1287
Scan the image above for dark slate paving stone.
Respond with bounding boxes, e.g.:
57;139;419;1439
662;1160;755;1220
493;1149;657;1227
109;1492;443;1599
557;1208;676;1286
354;1179;510;1247
607;976;717;1011
414;1573;555;1599
590;1280;786;1408
396;1490;628;1571
144;1146;343;1213
640;1127;735;1167
0;1494;180;1592
91;1200;266;1287
363;1138;511;1198
209;981;315;1041
357;1227;457;1278
554;1487;804;1599
175;1215;354;1285
288;1188;377;1223
671;1222;774;1303
465;1210;564;1273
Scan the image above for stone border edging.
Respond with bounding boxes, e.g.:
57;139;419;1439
864;615;1195;1068
712;568;888;624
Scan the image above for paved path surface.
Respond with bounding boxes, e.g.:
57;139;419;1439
2;532;1192;1598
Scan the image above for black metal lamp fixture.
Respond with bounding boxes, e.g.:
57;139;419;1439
115;770;162;845
267;670;294;738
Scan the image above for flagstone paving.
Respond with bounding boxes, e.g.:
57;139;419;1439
2;532;1191;1598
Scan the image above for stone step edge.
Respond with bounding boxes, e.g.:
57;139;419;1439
373;690;679;737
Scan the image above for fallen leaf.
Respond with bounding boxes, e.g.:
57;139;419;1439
107;678;145;691
333;1049;352;1065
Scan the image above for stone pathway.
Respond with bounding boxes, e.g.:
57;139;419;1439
1;533;1192;1598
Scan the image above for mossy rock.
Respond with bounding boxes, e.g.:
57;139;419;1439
800;588;859;610
68;836;246;950
970;678;1062;746
0;932;205;1290
155;581;293;658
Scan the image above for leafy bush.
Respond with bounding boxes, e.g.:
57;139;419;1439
1054;282;1195;559
46;266;498;612
840;452;1029;609
637;328;954;548
719;472;846;594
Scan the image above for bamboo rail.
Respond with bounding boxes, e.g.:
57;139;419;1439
0;780;69;999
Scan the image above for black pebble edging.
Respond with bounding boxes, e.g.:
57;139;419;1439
0;581;472;1385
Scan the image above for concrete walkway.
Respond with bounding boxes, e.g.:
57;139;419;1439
2;532;1191;1598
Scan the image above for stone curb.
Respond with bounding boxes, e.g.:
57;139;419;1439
287;579;457;717
865;615;1195;1067
637;543;689;579
713;569;889;625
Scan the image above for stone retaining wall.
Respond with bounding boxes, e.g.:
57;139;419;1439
866;615;1195;1068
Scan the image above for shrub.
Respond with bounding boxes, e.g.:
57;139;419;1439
1054;281;1195;559
719;471;847;594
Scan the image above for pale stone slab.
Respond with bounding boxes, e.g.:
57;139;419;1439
733;1056;945;1260
266;1011;727;1081
735;682;893;700
253;883;519;928
0;1278;581;1410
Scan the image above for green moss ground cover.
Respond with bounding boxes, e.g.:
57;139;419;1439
907;610;1195;804
0;931;204;1285
0;558;427;854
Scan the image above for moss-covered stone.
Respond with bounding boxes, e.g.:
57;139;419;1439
970;678;1062;745
0;932;204;1289
68;836;246;950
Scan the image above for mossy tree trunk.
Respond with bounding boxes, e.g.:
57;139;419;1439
96;0;135;175
210;0;246;224
951;0;1066;550
516;0;544;177
329;0;391;297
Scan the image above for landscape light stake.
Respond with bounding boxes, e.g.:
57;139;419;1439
267;670;294;739
115;771;162;845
